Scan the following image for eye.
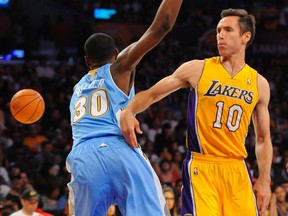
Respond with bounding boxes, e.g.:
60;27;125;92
226;27;233;32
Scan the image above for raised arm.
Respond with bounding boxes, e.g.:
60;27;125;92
252;74;272;215
111;0;183;94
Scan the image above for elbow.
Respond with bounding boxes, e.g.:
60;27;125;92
155;15;176;35
160;16;175;33
255;136;266;146
153;23;173;37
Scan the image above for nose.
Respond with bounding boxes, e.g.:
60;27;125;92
217;30;224;39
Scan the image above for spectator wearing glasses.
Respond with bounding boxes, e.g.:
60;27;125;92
162;185;180;216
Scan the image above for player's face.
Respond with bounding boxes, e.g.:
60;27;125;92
216;16;243;57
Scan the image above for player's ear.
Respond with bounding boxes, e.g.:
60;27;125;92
114;49;119;60
84;56;91;68
242;32;251;44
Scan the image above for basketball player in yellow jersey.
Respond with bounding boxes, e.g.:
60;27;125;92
120;8;272;216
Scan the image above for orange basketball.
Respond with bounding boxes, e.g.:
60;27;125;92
10;89;45;124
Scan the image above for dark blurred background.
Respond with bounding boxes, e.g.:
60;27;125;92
0;0;288;215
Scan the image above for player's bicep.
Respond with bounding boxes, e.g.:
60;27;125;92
252;75;271;142
149;76;183;101
252;103;270;141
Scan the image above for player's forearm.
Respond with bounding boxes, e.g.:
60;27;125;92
126;90;155;115
255;139;273;181
126;76;176;115
150;0;183;34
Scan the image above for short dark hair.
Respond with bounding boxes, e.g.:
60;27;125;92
220;8;256;48
84;33;116;63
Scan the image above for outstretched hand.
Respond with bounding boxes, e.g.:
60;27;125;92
253;178;271;216
120;109;143;148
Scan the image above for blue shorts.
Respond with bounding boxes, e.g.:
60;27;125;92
66;136;169;216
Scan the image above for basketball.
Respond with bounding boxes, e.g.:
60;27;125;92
10;89;45;124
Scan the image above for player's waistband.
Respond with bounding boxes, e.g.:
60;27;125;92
192;152;244;164
73;135;127;149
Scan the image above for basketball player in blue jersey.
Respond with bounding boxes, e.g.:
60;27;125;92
120;8;272;216
65;0;183;215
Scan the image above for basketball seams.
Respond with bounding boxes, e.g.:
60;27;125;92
13;96;42;117
25;98;44;123
11;92;39;101
10;89;45;124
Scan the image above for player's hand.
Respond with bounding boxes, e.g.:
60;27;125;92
120;109;142;148
253;177;271;216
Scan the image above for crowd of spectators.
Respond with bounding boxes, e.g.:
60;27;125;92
0;0;288;215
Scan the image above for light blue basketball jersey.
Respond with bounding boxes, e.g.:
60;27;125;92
70;64;134;147
67;64;169;216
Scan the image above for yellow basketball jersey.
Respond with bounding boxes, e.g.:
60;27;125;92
186;56;259;158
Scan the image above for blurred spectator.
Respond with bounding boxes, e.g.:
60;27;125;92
23;124;48;153
273;146;283;164
174;179;183;211
10;188;42;216
0;198;19;216
40;185;61;215
162;110;178;131
56;184;68;214
6;173;24;209
156;158;180;186
147;118;162;143
267;184;288;216
170;150;183;178
19;170;33;191
31;141;63;173
142;141;160;167
154;123;175;155
0;123;13;151
159;147;173;161
0;146;10;187
280;179;288;202
35;162;65;196
162;185;180;216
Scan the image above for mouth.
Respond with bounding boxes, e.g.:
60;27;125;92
217;44;226;49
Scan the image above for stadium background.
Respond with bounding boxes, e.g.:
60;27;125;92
0;0;288;215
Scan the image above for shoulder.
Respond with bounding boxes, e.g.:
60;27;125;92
257;73;270;96
257;73;269;87
180;59;205;68
175;59;205;88
176;59;205;76
256;73;270;105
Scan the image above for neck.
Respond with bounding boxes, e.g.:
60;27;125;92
90;60;112;69
90;65;102;70
220;56;246;77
